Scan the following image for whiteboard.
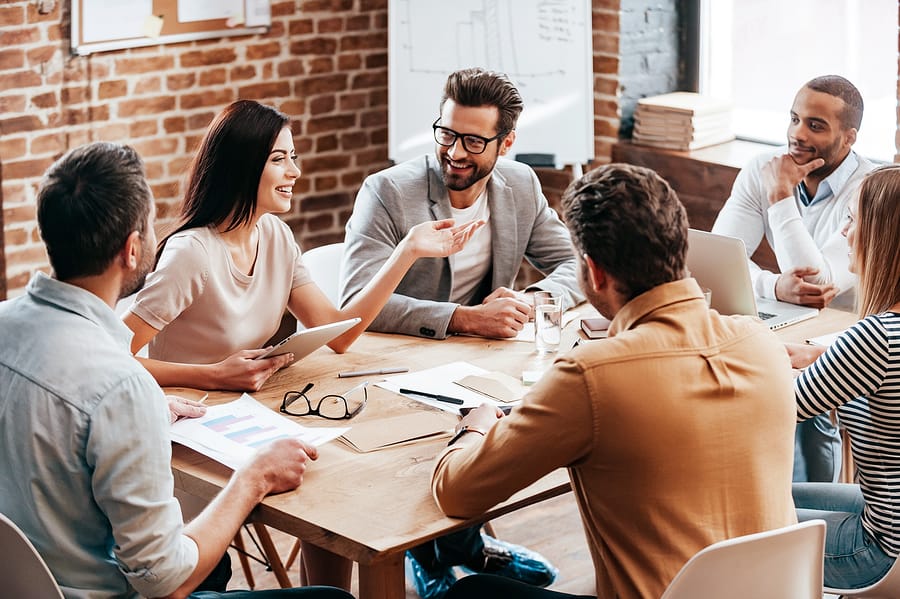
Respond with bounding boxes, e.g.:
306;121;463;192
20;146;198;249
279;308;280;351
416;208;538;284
388;0;593;167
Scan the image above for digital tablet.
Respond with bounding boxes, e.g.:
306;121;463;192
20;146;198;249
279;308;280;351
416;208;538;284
257;317;361;366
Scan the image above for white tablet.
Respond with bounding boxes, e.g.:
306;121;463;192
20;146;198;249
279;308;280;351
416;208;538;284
257;317;361;366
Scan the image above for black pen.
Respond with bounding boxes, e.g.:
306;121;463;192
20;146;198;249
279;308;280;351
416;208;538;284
399;388;465;405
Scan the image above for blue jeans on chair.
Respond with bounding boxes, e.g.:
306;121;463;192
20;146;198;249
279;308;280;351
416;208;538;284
793;414;842;482
793;482;895;589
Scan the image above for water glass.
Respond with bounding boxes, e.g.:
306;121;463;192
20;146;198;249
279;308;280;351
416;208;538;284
534;292;562;355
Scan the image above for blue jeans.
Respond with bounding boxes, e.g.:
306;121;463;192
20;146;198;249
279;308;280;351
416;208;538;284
793;414;842;482
793;482;895;588
408;525;485;570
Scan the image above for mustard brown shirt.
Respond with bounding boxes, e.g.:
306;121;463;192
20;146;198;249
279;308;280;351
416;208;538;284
432;278;797;599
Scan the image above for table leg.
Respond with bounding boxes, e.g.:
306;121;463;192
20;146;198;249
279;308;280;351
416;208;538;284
251;522;292;588
358;552;405;599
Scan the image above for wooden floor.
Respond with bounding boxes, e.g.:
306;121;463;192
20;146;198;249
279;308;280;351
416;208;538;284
227;492;596;597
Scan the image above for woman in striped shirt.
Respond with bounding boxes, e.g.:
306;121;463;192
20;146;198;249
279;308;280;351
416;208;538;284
786;164;900;588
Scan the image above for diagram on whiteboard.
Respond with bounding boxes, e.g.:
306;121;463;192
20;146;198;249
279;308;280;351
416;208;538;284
389;0;593;166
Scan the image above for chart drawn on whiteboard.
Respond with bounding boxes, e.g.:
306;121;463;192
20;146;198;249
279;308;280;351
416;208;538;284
389;0;593;166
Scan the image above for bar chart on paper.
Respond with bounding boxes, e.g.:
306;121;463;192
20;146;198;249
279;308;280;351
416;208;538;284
202;413;293;447
171;394;348;469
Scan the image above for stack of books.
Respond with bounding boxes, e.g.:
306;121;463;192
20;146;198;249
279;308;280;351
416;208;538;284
633;92;734;151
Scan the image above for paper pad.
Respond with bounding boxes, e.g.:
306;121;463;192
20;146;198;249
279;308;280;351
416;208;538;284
339;412;452;452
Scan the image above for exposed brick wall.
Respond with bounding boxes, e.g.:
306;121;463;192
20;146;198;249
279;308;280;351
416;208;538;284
0;0;620;298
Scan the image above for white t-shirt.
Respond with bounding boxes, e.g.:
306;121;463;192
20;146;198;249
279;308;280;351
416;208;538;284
449;191;492;304
130;214;312;364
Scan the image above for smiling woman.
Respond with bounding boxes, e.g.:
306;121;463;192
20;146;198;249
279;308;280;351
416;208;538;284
117;98;485;591
121;99;484;394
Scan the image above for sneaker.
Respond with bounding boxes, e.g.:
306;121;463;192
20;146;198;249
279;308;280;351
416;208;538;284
461;534;558;587
406;551;457;599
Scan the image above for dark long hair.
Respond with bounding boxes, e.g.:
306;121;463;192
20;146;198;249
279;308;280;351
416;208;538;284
158;100;290;260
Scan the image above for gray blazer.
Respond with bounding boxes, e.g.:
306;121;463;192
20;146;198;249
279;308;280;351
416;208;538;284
339;155;583;339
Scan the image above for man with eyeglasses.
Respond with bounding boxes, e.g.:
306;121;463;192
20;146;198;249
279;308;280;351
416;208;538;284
340;67;575;598
340;67;583;342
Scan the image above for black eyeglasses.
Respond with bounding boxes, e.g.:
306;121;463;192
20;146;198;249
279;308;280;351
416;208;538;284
432;118;507;155
280;381;368;420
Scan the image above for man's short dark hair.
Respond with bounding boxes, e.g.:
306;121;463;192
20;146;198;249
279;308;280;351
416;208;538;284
440;67;524;135
37;142;152;281
561;163;688;300
805;75;864;131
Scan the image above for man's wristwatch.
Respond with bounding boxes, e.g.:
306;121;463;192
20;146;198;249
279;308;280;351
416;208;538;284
447;425;487;446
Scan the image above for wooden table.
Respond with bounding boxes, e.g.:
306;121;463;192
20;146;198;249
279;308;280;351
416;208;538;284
171;306;859;599
172;324;578;599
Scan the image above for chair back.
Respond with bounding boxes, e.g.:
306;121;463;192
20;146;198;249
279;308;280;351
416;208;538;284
0;513;64;598
824;552;900;599
302;242;345;307
661;520;826;599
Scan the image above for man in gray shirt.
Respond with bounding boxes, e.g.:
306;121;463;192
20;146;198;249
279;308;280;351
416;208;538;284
0;142;352;599
340;67;583;340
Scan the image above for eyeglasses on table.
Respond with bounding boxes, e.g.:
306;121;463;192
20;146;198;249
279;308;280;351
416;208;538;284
280;381;368;420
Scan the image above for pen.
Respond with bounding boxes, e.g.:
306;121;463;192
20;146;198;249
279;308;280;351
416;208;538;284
399;388;465;405
338;367;410;378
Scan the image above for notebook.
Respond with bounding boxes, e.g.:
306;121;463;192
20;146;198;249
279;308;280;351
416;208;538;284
256;317;361;366
686;229;818;330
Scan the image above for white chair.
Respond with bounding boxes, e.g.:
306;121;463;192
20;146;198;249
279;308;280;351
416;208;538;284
0;512;64;598
824;556;900;599
301;242;345;308
661;519;826;599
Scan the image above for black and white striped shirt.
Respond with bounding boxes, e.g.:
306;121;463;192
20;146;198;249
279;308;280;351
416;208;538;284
796;311;900;557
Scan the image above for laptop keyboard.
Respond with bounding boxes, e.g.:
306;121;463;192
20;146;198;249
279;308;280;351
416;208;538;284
757;311;776;320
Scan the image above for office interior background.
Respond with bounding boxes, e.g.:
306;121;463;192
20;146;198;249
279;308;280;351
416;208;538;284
1;0;898;301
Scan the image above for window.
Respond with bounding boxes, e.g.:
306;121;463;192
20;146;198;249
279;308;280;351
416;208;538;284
699;0;897;162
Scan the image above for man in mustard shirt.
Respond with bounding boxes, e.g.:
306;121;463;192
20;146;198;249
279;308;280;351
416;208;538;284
432;164;798;599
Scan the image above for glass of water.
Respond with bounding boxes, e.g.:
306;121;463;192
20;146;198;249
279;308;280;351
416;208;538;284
534;292;562;355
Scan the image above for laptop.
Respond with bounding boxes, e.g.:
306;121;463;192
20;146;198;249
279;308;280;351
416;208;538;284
686;229;818;330
256;317;362;366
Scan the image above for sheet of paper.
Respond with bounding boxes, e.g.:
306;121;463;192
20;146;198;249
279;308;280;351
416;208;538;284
170;394;347;469
82;0;152;43
178;0;242;23
806;330;844;347
245;0;272;27
378;361;515;413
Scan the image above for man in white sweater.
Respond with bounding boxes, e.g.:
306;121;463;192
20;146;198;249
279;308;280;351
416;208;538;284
713;75;875;483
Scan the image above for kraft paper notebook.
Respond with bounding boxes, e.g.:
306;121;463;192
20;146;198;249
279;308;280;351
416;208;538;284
339;412;453;453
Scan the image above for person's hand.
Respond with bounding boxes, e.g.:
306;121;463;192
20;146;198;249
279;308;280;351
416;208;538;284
239;437;318;496
774;267;838;308
167;395;207;424
483;286;533;318
784;342;826;370
403;218;485;258
448;296;531;338
211;349;295;392
458;403;504;433
761;153;825;205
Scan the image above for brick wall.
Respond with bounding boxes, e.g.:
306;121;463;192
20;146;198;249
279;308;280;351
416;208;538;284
0;0;621;298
